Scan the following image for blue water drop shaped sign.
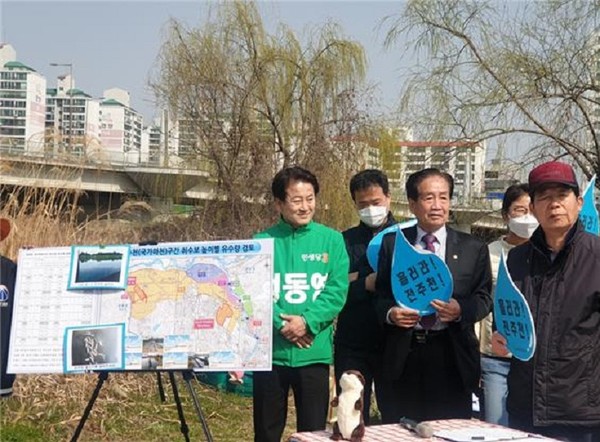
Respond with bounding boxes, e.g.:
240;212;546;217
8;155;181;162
494;251;536;361
366;218;418;271
390;229;452;315
579;175;599;236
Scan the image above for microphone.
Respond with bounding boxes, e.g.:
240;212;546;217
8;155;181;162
399;417;434;438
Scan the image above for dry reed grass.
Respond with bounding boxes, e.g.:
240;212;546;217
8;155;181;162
0;168;299;441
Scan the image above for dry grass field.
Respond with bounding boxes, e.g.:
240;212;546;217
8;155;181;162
0;181;302;441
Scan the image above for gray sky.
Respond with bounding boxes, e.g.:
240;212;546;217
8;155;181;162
1;1;408;123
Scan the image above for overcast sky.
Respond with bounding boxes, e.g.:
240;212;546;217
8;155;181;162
2;1;409;123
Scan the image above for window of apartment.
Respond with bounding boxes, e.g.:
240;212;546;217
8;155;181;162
0;72;25;80
0;91;26;99
0;127;25;136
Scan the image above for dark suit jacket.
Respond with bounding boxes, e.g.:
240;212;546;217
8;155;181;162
375;225;492;391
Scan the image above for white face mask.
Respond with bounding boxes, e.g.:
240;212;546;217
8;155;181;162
508;214;539;239
358;205;388;228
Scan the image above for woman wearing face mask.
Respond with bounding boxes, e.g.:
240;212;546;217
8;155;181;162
478;183;538;426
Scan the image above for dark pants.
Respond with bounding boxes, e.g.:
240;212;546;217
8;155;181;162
334;347;382;425
377;330;471;423
510;414;600;442
253;363;329;442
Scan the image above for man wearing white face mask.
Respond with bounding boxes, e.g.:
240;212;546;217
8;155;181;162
334;169;396;425
478;183;537;425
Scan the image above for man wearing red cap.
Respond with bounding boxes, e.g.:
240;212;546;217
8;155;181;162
496;161;600;440
0;217;17;397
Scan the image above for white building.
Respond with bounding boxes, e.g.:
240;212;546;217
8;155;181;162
0;44;47;153
141;123;162;165
46;75;101;155
99;88;143;164
385;139;486;204
140;110;209;168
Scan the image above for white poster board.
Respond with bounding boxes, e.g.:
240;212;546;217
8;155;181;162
7;239;274;374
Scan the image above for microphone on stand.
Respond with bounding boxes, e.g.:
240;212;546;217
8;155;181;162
399;417;434;438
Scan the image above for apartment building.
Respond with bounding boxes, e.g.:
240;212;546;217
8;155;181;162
383;139;486;204
99;88;143;163
141;123;162;165
46;74;101;154
0;44;46;153
140;110;218;169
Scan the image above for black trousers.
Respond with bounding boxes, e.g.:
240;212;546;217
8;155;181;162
334;346;382;425
510;414;600;442
253;363;329;442
377;330;471;423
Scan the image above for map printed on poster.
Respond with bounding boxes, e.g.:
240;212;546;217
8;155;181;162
494;251;536;361
7;239;274;374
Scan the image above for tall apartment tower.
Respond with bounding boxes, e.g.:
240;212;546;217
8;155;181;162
383;138;486;204
99;88;143;163
46;74;101;154
0;44;47;153
141;123;162;165
140;110;204;168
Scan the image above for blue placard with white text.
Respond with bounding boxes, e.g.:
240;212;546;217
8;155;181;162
390;229;452;315
366;218;418;271
494;251;536;361
579;175;599;236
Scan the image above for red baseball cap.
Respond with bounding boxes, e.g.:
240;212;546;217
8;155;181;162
528;161;578;193
0;218;10;241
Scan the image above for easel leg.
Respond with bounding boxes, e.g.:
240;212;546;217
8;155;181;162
168;371;191;442
181;371;214;442
70;371;109;442
157;371;166;402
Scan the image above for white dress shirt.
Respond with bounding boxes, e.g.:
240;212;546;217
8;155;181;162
414;225;448;331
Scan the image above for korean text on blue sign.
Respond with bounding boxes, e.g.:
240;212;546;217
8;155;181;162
579;175;599;236
494;251;536;361
130;241;262;257
391;230;453;315
366;218;417;271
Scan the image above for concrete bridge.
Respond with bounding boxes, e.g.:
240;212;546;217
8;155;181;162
0;147;505;230
0;148;216;211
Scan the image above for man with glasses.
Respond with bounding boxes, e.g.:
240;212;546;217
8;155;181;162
495;161;600;441
374;168;492;422
252;166;349;442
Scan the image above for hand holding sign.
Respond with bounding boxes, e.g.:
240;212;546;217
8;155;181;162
387;306;420;328
579;175;599;236
391;229;453;315
494;251;536;361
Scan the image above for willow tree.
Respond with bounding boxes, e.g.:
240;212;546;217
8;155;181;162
385;0;600;180
151;1;368;231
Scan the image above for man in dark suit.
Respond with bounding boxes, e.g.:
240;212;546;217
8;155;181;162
375;168;492;423
335;169;397;425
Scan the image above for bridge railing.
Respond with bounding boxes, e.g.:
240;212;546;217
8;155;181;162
0;146;213;174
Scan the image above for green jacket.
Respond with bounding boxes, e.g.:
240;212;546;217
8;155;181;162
255;218;349;367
